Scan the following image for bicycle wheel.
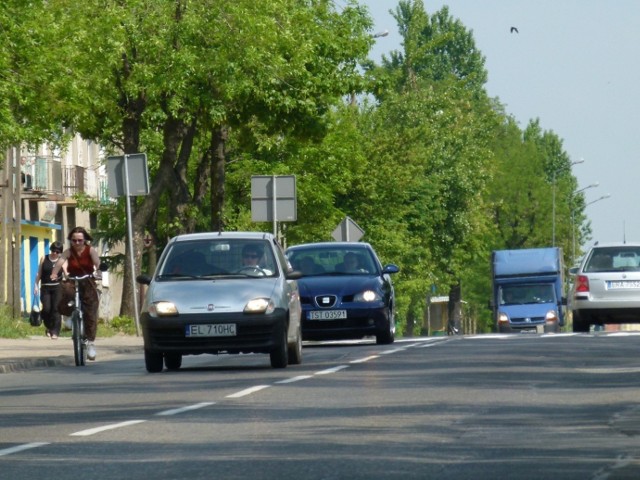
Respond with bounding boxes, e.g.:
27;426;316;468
71;311;86;366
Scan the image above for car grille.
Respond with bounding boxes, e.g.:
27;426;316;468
510;316;545;325
314;294;337;308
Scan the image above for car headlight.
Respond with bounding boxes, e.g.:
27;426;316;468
244;298;275;314
497;311;509;323
545;310;559;323
149;301;179;317
354;290;381;302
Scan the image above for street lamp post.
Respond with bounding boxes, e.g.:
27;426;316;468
571;193;611;265
571;182;599;265
552;159;584;246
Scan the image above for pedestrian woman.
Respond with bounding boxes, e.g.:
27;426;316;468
34;241;64;339
50;227;101;360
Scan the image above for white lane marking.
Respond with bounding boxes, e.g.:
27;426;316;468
70;420;146;437
578;367;640;374
276;375;313;384
380;348;407;354
316;365;349;375
608;332;640;336
0;442;50;457
350;355;380;364
416;342;439;348
156;402;215;416
541;333;580;338
226;385;270;398
465;334;511;339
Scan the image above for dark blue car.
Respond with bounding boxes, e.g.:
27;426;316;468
285;242;399;344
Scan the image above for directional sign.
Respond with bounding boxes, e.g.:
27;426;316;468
332;216;364;242
107;154;150;197
251;175;297;222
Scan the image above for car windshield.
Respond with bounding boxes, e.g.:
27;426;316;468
287;246;378;277
500;284;556;305
156;239;278;279
584;247;640;272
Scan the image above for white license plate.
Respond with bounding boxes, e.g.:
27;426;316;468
607;281;640;289
308;310;347;320
185;324;237;337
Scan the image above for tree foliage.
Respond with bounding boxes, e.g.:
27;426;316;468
3;0;588;333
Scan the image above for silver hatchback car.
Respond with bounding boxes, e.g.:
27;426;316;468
569;242;640;332
136;232;302;372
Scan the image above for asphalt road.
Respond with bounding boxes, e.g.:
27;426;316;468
2;333;640;479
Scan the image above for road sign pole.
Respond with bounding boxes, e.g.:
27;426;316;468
123;155;141;336
272;175;277;237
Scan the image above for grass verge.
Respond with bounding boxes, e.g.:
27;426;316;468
0;305;137;338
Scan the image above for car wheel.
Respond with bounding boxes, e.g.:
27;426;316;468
572;311;590;333
287;325;303;365
164;353;182;371
376;309;395;345
270;326;288;369
145;349;164;373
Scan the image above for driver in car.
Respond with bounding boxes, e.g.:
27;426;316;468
241;244;272;275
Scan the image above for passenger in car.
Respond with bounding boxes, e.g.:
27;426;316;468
168;251;209;276
589;254;613;271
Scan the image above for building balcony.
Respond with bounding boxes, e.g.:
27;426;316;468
2;156;111;205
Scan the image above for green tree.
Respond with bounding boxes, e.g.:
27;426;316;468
377;1;487;96
42;0;373;316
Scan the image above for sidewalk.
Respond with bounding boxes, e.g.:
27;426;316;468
0;334;144;373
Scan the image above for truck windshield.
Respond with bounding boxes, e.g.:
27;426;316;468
500;285;556;305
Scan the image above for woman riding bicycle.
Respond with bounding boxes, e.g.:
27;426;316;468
50;227;101;361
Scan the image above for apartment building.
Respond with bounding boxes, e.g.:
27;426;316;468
1;134;122;320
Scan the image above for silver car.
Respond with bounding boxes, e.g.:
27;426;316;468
569;242;640;332
136;232;302;372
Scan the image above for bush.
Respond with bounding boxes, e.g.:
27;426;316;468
103;315;137;336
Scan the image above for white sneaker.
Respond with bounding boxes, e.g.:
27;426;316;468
87;342;96;361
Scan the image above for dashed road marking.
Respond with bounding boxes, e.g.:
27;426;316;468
70;420;147;437
0;442;50;457
157;402;215;416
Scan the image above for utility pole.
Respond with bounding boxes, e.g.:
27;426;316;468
0;149;9;305
10;148;22;316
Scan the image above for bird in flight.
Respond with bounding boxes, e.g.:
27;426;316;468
510;27;519;33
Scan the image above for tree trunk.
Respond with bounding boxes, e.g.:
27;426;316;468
119;115;187;317
447;281;462;334
210;126;228;231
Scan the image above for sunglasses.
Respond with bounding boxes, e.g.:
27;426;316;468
71;238;85;243
51;249;62;253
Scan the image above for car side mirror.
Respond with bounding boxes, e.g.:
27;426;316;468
568;267;579;275
286;270;302;280
136;274;152;285
382;264;400;275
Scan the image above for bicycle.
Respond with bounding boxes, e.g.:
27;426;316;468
66;273;93;366
66;264;106;366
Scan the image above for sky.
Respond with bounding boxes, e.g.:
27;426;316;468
359;0;640;248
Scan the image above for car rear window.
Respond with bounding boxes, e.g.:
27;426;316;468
584;247;640;272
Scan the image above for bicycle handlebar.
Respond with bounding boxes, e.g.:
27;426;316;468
66;273;100;281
